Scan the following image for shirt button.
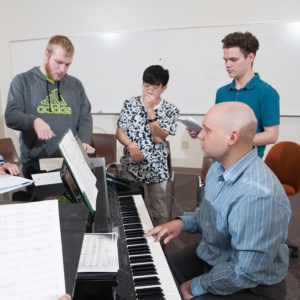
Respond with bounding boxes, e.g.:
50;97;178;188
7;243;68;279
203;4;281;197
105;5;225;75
210;202;214;206
201;242;205;245
205;223;209;226
219;181;222;184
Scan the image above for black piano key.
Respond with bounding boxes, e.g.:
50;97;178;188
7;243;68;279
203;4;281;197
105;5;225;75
133;269;158;276
120;206;137;210
120;201;136;209
124;223;142;230
122;210;137;214
126;238;147;245
119;196;134;202
121;210;138;215
128;246;150;255
122;217;141;224
136;296;165;300
125;230;144;238
132;264;157;276
128;244;149;250
130;255;153;264
122;212;139;217
122;216;140;221
136;294;166;300
136;287;165;299
120;203;136;208
131;263;155;271
134;276;160;286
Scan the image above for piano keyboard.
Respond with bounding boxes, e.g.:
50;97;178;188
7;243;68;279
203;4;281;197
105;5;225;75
119;194;182;300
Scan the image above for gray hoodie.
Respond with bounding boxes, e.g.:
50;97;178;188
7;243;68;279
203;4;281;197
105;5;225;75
5;67;93;163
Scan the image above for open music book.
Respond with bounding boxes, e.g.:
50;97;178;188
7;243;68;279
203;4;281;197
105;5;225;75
58;129;98;215
0;174;33;194
0;200;66;300
78;233;119;273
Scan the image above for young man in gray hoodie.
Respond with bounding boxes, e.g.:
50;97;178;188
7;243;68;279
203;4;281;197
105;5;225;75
5;35;94;178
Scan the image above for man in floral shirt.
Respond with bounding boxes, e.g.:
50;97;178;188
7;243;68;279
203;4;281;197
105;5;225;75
116;65;179;225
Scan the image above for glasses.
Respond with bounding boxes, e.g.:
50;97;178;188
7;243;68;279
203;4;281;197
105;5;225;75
143;83;160;92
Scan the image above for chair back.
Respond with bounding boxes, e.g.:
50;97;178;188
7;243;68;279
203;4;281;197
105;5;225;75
265;141;300;195
89;133;117;166
165;140;172;175
0;138;19;164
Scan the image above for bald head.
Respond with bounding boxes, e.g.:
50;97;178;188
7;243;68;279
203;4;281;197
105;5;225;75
206;102;257;145
199;102;257;168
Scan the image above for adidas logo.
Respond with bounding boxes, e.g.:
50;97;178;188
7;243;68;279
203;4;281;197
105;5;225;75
37;88;72;114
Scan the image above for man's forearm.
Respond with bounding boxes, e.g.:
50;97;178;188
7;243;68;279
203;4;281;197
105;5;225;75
149;123;169;141
253;126;279;146
116;127;133;147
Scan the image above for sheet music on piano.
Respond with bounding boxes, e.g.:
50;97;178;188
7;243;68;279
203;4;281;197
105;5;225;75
0;200;66;300
58;129;98;214
78;233;119;273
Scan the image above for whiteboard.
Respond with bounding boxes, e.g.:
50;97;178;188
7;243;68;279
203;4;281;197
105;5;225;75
10;22;300;115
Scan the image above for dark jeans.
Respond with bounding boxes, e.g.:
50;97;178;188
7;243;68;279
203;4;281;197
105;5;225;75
22;160;41;179
167;244;286;300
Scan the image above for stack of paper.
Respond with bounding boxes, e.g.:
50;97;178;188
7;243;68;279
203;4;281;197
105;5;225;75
0;174;33;194
0;200;66;299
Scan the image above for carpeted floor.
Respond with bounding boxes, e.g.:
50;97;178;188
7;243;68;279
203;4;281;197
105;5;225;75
165;170;300;300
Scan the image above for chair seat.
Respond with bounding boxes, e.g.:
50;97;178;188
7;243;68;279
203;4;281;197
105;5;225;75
0;138;19;164
282;184;295;196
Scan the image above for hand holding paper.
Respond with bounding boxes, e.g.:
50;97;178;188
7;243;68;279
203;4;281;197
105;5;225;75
178;117;202;132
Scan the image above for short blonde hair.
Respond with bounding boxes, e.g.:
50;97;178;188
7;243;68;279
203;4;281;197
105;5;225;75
46;35;74;57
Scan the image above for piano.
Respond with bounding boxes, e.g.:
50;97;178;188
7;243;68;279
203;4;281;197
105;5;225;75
73;166;182;299
117;194;182;300
102;173;182;300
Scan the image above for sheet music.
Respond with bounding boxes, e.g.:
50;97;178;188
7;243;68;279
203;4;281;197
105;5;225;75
39;158;63;171
0;174;33;194
78;233;119;273
178;117;202;132
32;172;62;186
59;130;97;211
0;200;66;300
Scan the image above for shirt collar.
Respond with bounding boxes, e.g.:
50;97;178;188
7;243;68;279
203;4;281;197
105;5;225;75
216;147;258;185
229;73;260;91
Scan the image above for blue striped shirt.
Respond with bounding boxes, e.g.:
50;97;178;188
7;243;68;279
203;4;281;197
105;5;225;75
180;148;291;296
0;155;4;164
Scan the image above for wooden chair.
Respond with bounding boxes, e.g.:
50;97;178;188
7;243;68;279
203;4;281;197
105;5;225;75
89;133;117;166
0;138;19;164
197;157;213;206
265;141;300;258
166;141;176;219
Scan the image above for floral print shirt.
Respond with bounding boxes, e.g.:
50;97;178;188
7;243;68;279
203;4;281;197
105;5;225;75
117;96;179;184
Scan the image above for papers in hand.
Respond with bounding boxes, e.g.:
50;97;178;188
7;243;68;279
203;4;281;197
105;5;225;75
78;233;119;273
0;200;65;300
179;117;202;132
0;174;33;194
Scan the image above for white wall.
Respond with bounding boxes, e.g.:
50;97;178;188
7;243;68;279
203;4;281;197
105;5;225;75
1;0;300;167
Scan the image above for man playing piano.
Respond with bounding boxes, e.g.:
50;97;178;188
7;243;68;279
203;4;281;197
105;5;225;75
145;102;291;299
